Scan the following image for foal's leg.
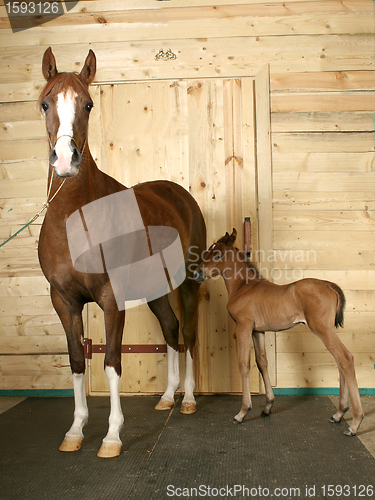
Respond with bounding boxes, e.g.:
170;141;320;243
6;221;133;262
309;321;364;435
234;324;253;423
179;279;201;414
51;288;88;453
330;366;350;424
148;296;181;411
252;331;275;416
97;303;125;458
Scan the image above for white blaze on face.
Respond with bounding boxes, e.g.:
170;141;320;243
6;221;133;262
53;88;78;176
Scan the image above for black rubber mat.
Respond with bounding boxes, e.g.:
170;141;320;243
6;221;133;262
0;396;374;500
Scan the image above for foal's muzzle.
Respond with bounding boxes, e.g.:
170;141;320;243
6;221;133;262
193;268;206;283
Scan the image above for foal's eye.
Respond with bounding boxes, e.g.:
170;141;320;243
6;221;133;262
85;102;93;112
41;102;49;112
213;253;222;262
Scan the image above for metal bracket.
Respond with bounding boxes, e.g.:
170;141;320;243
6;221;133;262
83;339;184;359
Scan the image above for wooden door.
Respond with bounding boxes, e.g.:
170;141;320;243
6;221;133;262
87;69;275;395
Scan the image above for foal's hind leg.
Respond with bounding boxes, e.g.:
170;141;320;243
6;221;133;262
252;331;275;416
148;295;181;411
330;367;350;424
51;288;88;453
234;324;253;423
309;321;363;435
179;279;201;414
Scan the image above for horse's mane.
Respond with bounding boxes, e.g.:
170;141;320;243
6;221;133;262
38;72;92;107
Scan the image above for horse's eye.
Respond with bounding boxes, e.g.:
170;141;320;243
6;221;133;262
41;102;49;112
85;102;93;112
213;253;222;262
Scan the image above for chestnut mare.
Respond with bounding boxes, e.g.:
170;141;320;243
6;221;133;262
194;229;364;436
38;48;206;458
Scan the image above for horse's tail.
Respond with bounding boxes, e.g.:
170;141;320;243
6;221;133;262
327;282;346;328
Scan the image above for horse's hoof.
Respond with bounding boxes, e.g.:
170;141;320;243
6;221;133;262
97;441;122;458
155;397;174;411
261;409;272;417
344;428;356;437
233;418;243;425
330;416;340;423
180;402;196;415
59;436;83;452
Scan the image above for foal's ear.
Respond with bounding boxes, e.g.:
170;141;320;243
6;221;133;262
42;47;58;81
227;228;237;246
80;50;96;85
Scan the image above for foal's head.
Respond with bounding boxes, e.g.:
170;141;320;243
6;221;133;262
39;47;96;177
193;229;238;283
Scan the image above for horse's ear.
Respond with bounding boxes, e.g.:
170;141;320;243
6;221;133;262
42;47;58;81
80;50;96;85
227;228;237;246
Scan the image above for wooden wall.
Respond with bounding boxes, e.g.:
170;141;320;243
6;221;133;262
0;0;374;393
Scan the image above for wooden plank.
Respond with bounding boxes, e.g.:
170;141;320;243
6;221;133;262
0;120;45;141
272;152;374;173
0;276;49;296
0;335;67;355
272;132;375;154
0;160;48;180
271;112;375;133
0;295;56;316
0;139;48;161
271;92;375;112
1;0;373;16
0;100;41;122
273;209;375;232
274;270;375;290
1;4;374;41
0;35;374;93
273;191;375;211
276;352;373;388
271;70;375;92
272;172;375;193
0;354;72;390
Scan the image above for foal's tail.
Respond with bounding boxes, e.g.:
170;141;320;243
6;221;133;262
327;282;346;328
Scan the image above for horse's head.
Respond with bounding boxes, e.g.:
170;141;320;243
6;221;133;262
39;47;96;178
193;228;238;283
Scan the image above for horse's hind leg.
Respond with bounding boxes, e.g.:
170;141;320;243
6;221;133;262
252;331;275;416
179;279;201;414
309;320;363;435
51;287;88;453
234;324;253;423
148;295;181;411
330;367;350;424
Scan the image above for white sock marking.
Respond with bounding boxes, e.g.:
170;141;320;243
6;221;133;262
162;345;180;402
182;350;195;404
103;366;124;445
66;373;88;438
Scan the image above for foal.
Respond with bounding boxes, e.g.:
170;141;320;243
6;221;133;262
194;229;364;436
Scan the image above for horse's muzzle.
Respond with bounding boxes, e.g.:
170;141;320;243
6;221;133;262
193;268;206;283
49;137;82;177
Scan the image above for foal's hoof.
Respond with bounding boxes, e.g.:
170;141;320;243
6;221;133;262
155;397;174;411
330;407;349;423
59;436;83;452
97;441;122;458
180;402;196;415
344;428;356;437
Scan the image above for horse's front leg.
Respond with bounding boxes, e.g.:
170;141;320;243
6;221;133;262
51;287;88;452
252;331;275;416
234;323;253;424
97;304;125;458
